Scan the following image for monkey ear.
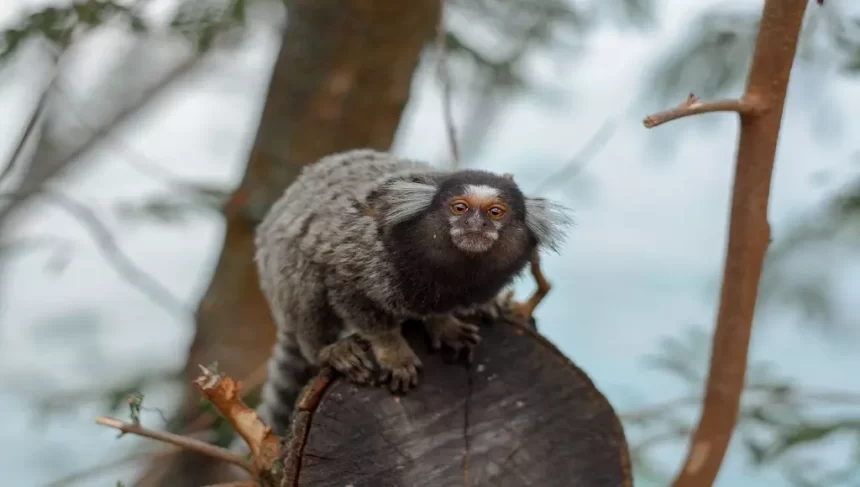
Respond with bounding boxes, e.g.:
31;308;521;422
368;175;438;227
524;197;573;252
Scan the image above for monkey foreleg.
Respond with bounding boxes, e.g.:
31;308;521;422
424;314;482;363
318;335;376;385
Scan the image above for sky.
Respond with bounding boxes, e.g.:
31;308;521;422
1;0;859;486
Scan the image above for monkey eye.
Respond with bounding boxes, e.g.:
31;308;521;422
451;200;469;215
487;205;506;219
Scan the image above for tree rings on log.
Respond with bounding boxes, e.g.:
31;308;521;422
283;313;633;487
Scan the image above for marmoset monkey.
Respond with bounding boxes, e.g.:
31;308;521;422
254;149;570;432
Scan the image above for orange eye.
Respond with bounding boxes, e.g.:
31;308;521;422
451;201;469;214
487;205;506;219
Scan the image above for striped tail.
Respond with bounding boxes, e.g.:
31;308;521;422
257;328;314;436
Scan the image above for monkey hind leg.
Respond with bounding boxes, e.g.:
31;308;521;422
258;328;314;436
291;279;377;388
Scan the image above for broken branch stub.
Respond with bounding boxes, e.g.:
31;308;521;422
194;367;282;480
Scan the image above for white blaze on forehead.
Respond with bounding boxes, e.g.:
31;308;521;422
463;184;500;200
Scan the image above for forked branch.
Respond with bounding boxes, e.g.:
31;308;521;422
643;1;811;486
643;93;764;128
94;416;252;472
94;366;284;487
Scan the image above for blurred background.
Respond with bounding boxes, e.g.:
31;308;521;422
1;0;859;486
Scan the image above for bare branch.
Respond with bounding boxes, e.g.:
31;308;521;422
620;386;860;423
508;252;552;323
0;55;201;227
1;83;51;187
436;7;460;169
659;1;810;486
643;93;764;128
533;116;618;194
51;83;214;194
94;416;252;472
0;191;191;316
0;31;82;187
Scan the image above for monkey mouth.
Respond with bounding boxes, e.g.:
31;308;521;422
451;231;496;254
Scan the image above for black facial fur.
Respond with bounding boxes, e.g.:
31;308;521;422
382;170;536;314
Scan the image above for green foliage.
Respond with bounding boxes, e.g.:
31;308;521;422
0;0;251;60
0;1;146;59
168;0;249;52
125;392;144;426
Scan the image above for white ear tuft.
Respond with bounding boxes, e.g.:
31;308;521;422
373;178;437;227
524;197;573;252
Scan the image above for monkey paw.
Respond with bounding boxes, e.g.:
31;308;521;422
425;315;482;363
318;335;376;385
373;340;422;394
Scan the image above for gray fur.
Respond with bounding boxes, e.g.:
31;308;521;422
525;197;573;252
254;149;570;432
373;179;438;227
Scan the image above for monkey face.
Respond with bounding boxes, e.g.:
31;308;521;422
374;168;568;263
446;184;510;254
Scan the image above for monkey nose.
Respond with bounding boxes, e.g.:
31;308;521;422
466;219;487;231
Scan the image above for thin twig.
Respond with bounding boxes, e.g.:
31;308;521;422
533;116;618;194
620;387;860;423
436;6;460;169
0;33;80;187
1;84;52;187
643;93;763;129
0;191;190;316
94;416;253;472
51;83;213;193
523;252;551;318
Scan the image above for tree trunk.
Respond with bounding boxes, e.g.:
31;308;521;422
282;310;632;487
136;1;441;485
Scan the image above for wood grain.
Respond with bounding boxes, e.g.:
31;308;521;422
287;314;632;487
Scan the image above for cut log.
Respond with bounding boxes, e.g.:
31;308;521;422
282;311;633;487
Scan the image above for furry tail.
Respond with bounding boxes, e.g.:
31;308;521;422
257;328;313;436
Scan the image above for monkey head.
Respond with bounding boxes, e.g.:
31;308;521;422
369;169;571;259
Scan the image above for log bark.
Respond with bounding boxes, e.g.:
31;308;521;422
136;1;441;485
282;311;633;487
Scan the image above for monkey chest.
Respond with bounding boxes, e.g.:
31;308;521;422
397;273;508;315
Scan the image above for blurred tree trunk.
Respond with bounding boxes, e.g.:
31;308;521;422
135;1;441;485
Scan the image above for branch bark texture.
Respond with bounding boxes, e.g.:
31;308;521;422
646;1;810;486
